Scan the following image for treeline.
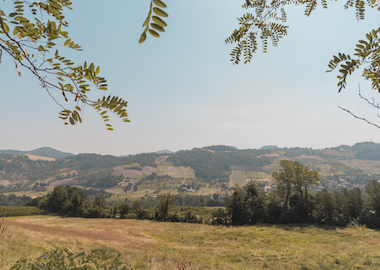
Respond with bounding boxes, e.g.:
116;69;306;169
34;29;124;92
0;193;32;206
212;160;380;228
26;185;113;218
167;148;271;180
218;182;369;227
23;185;225;222
0;206;44;216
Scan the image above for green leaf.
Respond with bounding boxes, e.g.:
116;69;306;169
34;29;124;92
153;0;167;8
139;31;147;44
2;22;9;33
148;29;160;38
150;23;165;32
152;16;167;27
153;7;168;17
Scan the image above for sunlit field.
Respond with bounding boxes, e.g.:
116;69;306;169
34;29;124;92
1;216;380;269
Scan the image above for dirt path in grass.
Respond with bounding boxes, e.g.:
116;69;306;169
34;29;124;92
6;219;155;249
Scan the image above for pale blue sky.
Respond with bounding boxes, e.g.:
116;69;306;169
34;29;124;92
1;0;379;156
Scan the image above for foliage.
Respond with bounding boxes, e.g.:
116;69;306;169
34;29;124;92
0;193;32;206
0;0;129;129
327;28;380;92
155;193;175;221
28;185;91;216
226;0;378;70
225;182;267;225
352;141;380;160
9;247;132;270
139;0;168;43
77;168;124;188
0;205;44;216
223;0;380;126
272;160;319;208
167;148;271;180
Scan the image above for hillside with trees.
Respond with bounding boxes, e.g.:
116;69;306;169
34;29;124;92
1;142;380;197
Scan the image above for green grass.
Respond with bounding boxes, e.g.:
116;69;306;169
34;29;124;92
2;216;380;269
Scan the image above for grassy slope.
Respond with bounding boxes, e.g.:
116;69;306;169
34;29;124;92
1;216;380;269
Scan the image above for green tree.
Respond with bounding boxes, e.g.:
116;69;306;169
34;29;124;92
359;180;380;228
273;160;319;209
225;182;267;225
118;203;129;218
39;185;91;216
0;0;129;129
155;193;175;221
313;189;338;223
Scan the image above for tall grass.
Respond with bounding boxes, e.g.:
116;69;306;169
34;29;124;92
2;216;380;269
0;211;6;242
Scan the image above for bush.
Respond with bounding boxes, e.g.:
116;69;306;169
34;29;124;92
9;247;132;270
0;206;45;217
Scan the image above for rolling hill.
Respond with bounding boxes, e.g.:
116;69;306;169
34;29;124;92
1;142;380;198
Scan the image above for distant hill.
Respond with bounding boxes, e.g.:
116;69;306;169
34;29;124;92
260;145;279;150
154;149;174;154
0;147;74;158
203;145;238;152
1;142;380;194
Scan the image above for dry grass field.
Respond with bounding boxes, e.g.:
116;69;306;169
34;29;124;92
2;216;380;269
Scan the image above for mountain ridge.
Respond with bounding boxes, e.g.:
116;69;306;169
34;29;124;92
0;147;74;158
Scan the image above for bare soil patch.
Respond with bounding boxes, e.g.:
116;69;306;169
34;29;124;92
105;187;124;195
155;156;170;165
155;165;195;178
6;218;156;250
0;180;11;187
25;154;56;161
49;177;77;186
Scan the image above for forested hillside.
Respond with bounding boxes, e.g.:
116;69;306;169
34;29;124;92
1;142;380;197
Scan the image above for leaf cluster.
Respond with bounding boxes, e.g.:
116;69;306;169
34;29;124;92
226;0;379;65
327;28;380;92
0;0;129;129
139;0;168;43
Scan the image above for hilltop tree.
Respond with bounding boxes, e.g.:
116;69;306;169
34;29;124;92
0;0;129;129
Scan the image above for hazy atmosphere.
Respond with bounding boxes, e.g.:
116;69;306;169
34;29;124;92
1;0;379;156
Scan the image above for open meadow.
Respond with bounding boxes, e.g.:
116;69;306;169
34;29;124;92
1;216;380;269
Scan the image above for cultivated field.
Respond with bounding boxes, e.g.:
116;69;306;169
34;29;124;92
2;216;380;269
230;170;247;186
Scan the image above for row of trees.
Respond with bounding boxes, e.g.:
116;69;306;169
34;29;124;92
223;160;380;228
16;159;380;229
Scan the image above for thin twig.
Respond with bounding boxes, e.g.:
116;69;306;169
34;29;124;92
338;106;380;129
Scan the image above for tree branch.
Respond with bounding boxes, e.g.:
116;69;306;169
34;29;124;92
338;106;380;129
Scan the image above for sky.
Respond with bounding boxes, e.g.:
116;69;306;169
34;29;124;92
1;0;380;156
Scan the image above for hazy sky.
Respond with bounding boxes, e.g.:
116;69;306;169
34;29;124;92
1;1;379;156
